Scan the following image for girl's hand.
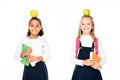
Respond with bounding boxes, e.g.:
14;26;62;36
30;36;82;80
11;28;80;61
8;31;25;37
27;55;36;63
91;62;101;70
27;56;43;63
36;56;43;62
26;48;32;55
20;48;32;58
82;59;95;66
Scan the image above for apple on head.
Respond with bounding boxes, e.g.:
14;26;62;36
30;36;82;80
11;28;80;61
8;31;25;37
83;9;90;16
30;10;38;18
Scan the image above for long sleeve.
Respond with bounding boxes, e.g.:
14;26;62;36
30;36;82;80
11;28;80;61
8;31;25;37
97;40;107;65
14;37;23;61
71;39;83;66
41;38;51;62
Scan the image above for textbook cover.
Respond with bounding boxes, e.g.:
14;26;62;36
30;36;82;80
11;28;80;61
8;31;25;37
20;44;31;66
90;52;101;63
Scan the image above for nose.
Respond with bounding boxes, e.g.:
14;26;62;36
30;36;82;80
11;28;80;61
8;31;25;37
84;24;88;27
33;26;37;29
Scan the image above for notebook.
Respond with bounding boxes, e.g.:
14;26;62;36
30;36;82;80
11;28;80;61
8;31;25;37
90;52;101;63
20;44;31;66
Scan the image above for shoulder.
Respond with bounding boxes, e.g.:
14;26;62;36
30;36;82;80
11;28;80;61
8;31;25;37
76;37;80;40
21;35;27;39
95;38;103;46
38;35;48;44
19;35;28;42
39;35;46;40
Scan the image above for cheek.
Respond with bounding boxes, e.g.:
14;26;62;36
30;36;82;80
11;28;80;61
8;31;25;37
91;26;93;29
80;26;84;29
88;25;92;29
28;27;32;31
37;27;42;31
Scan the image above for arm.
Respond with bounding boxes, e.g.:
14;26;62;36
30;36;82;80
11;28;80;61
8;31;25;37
71;40;84;66
14;38;23;61
92;40;107;69
27;55;43;63
14;37;32;61
20;48;32;58
98;40;107;65
41;38;51;61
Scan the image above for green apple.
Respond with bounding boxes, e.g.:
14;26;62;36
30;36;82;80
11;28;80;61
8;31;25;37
30;10;38;18
83;9;90;16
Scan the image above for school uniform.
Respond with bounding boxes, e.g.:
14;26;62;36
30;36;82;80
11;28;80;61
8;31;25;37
71;35;107;80
15;35;51;80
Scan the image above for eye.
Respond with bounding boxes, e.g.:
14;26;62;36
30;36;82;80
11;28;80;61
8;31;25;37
35;23;40;27
81;23;85;25
30;24;34;27
87;23;91;25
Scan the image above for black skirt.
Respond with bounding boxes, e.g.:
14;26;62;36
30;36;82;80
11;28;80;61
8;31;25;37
22;61;48;80
72;65;102;80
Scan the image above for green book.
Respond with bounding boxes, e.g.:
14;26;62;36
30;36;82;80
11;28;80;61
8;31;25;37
20;44;31;66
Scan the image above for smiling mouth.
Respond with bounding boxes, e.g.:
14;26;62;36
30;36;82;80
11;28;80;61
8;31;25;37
83;28;90;30
32;30;37;32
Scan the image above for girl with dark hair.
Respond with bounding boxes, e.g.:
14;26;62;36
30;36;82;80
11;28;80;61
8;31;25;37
15;17;51;80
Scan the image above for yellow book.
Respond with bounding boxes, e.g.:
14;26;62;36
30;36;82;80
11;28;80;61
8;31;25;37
90;52;101;63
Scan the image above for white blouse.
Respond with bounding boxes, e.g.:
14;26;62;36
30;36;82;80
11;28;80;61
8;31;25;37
71;35;107;66
15;35;51;67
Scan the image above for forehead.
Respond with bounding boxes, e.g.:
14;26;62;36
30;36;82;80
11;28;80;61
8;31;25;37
81;17;92;22
30;19;40;24
30;19;39;23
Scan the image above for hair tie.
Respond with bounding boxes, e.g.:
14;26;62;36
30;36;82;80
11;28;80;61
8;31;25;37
30;10;38;18
83;9;90;16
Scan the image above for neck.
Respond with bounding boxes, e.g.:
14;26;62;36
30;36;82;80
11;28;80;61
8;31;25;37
82;33;90;36
29;34;39;39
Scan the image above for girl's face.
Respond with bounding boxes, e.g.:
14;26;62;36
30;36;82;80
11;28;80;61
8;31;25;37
28;19;42;36
80;17;93;35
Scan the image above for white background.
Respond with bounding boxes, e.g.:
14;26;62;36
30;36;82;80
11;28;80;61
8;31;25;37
0;0;120;80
